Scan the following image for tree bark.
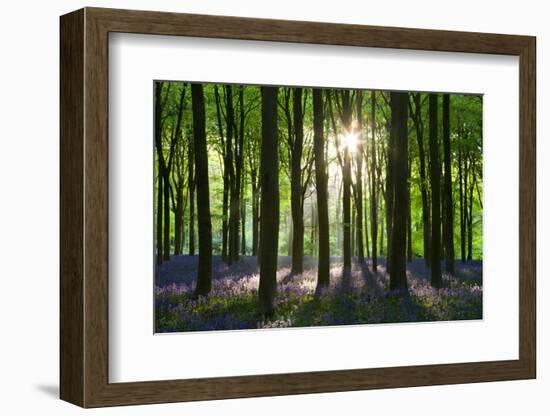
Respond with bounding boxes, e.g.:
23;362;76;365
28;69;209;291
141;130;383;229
389;92;409;291
341;91;353;272
370;91;378;272
191;84;212;296
429;94;442;288
291;88;304;274
443;94;455;273
214;86;229;262
354;92;365;264
251;170;259;256
258;86;279;317
154;82;164;265
188;137;195;256
241;176;247;255
174;176;184;255
385;111;395;273
410;94;431;266
407;158;413;262
226;85;240;264
458;127;466;262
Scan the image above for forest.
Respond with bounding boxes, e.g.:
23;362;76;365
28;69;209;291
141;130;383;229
154;81;483;332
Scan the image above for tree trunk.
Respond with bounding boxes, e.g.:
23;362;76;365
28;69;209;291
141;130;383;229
458;130;466;262
258;86;279;318
214;86;229;262
226;85;239;264
467;169;475;260
443;94;455;273
154;82;164;265
389;92;409;290
291;88;304;274
251;171;259;256
241;177;247;255
156;173;163;265
385;113;395;273
188;138;195;256
342;91;353;272
233;86;245;261
411;94;431;266
354;92;365;264
191;84;212;296
370;91;378;272
429;94;442;288
407;158;413;262
162;173;171;260
313;89;330;288
174;177;184;254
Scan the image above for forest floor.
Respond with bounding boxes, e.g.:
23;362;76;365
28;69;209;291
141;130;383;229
155;255;482;332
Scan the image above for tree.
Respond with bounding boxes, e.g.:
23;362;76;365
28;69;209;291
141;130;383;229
341;91;353;272
353;91;365;264
258;86;279;317
291;88;305;273
226;85;240;264
409;93;431;266
388;92;408;290
313;89;330;288
370;91;378;272
188;131;195;256
429;94;442;288
191;83;212;296
154;82;164;266
442;94;455;273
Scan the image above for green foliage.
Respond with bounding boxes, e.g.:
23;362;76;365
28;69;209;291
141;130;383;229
154;82;483;260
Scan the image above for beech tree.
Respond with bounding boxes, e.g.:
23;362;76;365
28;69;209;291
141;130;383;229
429;93;442;288
388;92;408;290
191;83;212;296
313;89;330;288
258;86;279;317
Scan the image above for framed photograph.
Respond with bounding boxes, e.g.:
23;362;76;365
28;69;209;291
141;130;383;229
60;7;536;408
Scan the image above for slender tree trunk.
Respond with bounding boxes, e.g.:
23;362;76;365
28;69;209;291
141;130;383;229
188;139;195;256
458;131;466;262
174;178;184;254
342;91;353;272
385;115;395;273
354;92;365;264
241;177;246;255
407;159;413;262
370;91;378;272
379;216;384;258
310;202;316;256
429;94;442;288
313;89;330;288
364;176;370;258
443;94;455;273
156;173;163;265
467;169;475;260
258;86;279;318
232;86;245;261
389;92;408;290
411;94;431;266
226;85;239;264
154;82;164;265
291;88;304;273
251;171;259;256
162;173;171;260
349;208;357;257
191;84;212;296
214;86;229;262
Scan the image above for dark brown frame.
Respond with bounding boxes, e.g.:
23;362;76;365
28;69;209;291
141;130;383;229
60;7;536;408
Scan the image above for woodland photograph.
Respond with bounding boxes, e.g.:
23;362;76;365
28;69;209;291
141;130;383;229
154;81;483;333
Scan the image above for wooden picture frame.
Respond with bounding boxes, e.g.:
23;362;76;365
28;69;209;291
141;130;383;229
60;7;536;408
